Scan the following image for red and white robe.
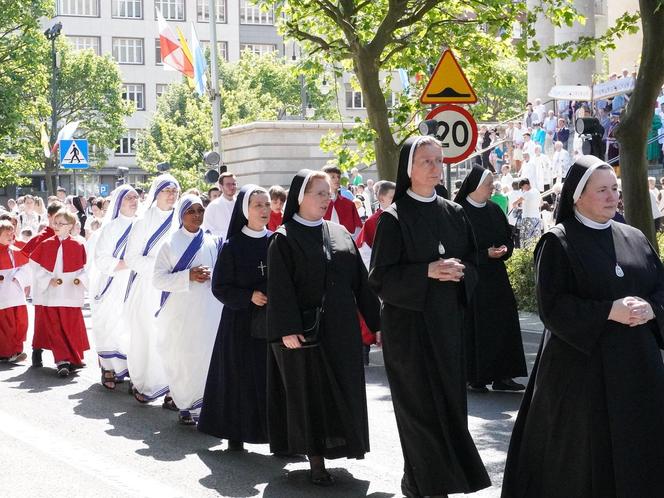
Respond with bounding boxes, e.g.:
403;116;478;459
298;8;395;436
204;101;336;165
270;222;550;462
29;235;89;366
0;243;30;357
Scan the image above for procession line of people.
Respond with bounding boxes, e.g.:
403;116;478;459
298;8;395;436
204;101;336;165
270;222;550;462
1;140;663;497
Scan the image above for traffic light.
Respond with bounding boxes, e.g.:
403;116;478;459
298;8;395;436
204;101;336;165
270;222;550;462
575;118;605;158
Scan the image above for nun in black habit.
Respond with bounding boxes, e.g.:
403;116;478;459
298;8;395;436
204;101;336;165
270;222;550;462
502;156;664;498
369;136;491;497
454;165;527;392
198;185;271;449
266;169;380;486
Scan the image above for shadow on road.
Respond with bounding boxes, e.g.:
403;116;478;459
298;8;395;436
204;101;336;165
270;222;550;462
3;364;81;393
69;384;218;462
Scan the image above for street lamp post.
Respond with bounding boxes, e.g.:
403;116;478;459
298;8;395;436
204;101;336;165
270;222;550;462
44;22;62;195
208;0;223;158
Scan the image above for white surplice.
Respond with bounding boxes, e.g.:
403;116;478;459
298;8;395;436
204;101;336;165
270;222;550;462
124;206;175;400
153;228;222;418
91;214;134;378
202;196;235;240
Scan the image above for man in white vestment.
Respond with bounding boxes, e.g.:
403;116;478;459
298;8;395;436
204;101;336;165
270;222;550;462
202;172;238;240
153;195;222;424
124;174;180;405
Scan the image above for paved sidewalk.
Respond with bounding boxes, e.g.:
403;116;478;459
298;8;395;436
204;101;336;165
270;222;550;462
518;311;544;334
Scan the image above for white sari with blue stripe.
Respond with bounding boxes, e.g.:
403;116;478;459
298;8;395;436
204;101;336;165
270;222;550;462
90;213;134;379
153;227;222;419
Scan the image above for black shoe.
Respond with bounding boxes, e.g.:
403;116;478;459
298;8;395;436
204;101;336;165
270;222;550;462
492;379;526;391
227;440;244;451
310;469;335;487
468;383;489;393
31;349;43;368
57;363;71;377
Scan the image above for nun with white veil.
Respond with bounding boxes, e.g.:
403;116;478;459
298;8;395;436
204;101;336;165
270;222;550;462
90;184;139;390
124;173;180;406
153;194;222;425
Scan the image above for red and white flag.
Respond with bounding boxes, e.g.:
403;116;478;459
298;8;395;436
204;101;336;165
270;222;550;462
157;9;193;78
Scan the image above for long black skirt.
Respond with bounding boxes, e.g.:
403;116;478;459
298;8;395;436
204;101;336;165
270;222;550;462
267;342;367;459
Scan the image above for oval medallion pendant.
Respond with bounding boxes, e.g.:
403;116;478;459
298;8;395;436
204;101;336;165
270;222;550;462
615;264;624;278
438;242;445;256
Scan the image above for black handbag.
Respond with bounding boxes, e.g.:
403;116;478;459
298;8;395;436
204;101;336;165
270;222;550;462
300;221;332;343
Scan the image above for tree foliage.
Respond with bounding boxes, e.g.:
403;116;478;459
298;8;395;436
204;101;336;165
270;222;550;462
0;7;133;190
0;0;53;185
256;0;639;180
137;51;337;191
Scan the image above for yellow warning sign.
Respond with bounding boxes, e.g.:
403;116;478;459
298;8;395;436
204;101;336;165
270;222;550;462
420;49;477;104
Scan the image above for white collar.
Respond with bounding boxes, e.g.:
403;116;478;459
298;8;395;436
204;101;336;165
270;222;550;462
406;189;436;203
293;213;323;227
241;226;268;238
466;196;486;208
181;227;200;238
574;208;612;230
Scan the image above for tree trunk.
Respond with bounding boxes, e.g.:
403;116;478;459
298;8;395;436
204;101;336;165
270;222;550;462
353;50;400;180
615;0;664;248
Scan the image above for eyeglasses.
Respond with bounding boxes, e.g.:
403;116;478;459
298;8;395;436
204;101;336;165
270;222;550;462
305;191;333;199
54;222;73;227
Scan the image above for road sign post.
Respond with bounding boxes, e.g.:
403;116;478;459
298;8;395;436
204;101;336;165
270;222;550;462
420;50;477;105
60;139;89;169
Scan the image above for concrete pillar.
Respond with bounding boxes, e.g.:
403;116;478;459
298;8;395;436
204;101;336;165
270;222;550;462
553;0;596;86
527;0;556;103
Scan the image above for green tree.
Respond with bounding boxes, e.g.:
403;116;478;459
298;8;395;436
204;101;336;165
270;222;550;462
0;0;53;186
260;0;639;180
615;0;664;247
137;51;336;190
469;55;527;122
42;42;133;194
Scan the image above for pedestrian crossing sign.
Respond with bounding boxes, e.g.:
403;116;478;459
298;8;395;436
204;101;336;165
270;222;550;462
420;49;477;105
60;139;89;169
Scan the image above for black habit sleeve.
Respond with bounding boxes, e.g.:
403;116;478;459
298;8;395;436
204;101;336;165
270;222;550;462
458;209;479;307
369;213;429;312
352;237;381;333
212;241;253;310
536;234;614;355
266;232;303;341
642;238;664;349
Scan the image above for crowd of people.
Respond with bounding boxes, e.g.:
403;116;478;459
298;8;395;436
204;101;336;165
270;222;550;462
466;84;664;248
1;129;664;496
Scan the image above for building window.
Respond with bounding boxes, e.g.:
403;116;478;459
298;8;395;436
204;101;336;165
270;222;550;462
155;39;162;64
122;84;145;110
112;0;143;18
66;36;101;55
112;38;144;64
155;0;185;20
200;41;228;61
346;89;364;109
57;0;99;16
156;84;170;98
197;0;226;22
116;129;139;156
239;0;274;24
240;43;276;56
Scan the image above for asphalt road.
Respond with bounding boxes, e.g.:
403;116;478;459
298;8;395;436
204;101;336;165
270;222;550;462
0;306;541;498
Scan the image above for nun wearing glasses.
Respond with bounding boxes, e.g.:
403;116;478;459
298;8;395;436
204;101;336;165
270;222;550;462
369;136;490;497
502;156;664;498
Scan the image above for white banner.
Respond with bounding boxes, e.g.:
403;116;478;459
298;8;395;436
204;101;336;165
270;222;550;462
548;85;592;101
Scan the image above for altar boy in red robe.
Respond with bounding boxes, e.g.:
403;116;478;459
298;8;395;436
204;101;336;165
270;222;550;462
322;165;363;237
0;220;31;363
29;210;89;377
20;201;63;368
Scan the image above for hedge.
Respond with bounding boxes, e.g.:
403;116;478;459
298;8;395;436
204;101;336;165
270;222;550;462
507;233;664;313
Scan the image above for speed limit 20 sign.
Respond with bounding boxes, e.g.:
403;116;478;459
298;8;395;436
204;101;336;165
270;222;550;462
424;104;478;164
